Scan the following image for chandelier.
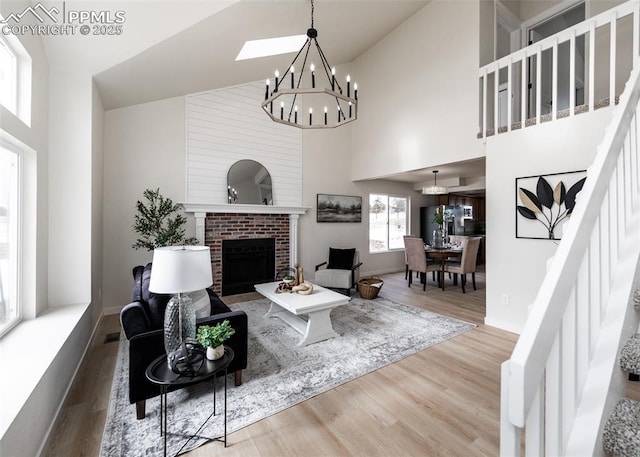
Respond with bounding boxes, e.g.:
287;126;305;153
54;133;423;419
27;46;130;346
261;0;358;129
422;170;448;195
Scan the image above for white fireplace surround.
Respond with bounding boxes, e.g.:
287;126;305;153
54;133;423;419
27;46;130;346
180;203;310;266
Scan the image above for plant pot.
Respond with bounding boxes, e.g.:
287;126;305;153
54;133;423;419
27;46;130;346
206;345;224;361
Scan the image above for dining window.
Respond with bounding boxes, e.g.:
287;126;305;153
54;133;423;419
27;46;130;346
369;194;409;253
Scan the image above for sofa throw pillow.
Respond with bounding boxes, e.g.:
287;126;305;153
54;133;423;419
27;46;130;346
328;248;355;270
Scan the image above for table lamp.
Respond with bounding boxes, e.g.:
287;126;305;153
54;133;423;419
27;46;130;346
149;245;213;365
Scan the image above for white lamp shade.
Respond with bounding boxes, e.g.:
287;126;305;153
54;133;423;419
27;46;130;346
149;246;213;294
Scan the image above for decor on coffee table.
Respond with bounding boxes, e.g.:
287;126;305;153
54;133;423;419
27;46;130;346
149;245;213;364
102;295;475;456
197;320;236;361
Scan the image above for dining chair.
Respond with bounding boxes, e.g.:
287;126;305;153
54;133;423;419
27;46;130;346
446;235;468;269
403;235;423;280
444;237;480;293
404;236;440;291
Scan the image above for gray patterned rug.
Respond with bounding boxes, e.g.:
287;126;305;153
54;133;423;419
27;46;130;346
100;295;475;456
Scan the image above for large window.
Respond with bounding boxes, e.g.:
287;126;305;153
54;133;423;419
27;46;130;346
0;37;17;114
369;194;408;252
0;144;20;336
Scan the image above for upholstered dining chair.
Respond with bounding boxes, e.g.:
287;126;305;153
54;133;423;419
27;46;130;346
445;235;469;269
404;236;440;291
444;237;480;293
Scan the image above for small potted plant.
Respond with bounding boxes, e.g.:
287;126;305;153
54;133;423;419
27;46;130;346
282;274;295;284
196;320;235;361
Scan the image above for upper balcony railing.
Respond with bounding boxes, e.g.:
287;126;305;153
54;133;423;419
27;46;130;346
479;1;639;139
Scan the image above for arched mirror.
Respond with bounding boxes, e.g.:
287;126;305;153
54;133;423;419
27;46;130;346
227;160;273;205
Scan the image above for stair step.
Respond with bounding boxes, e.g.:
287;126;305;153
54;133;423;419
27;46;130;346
603;397;640;456
634;289;640;311
621;334;640;377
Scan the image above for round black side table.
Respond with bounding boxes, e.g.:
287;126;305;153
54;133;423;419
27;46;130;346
145;346;234;457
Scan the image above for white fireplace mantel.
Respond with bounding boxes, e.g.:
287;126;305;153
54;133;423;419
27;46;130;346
180;203;310;266
180;203;309;216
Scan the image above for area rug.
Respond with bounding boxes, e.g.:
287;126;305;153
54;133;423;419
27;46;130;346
100;296;475;456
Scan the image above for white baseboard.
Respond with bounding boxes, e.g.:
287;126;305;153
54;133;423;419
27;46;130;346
484;316;522;335
104;305;122;316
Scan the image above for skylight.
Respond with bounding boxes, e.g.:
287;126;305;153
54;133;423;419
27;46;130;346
235;35;308;61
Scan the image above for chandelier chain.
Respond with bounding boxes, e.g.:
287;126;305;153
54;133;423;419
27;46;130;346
310;0;315;28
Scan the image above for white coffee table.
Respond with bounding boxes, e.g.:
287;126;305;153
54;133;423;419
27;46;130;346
254;281;350;346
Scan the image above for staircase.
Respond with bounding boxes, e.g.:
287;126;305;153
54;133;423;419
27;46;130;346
497;2;640;456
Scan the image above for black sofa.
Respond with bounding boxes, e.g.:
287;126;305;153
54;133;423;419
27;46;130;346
120;263;248;419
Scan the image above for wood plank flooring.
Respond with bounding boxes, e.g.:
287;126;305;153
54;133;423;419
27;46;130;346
44;270;518;456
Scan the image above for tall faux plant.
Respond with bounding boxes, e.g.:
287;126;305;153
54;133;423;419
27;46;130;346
132;188;198;250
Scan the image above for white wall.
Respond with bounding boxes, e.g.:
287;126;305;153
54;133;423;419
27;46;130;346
485;106;613;332
300;126;420;281
48;70;93;306
103;97;188;312
351;0;484;181
92;83;104;322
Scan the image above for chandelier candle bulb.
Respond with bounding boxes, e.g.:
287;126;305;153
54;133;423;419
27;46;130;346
354;83;358;100
280;102;284;120
265;79;269;100
309;107;313;125
270;101;273;114
310;63;315;88
324;106;328;125
294;105;298;123
349;101;352;118
274;70;279;92
346;75;351;97
290;66;295;89
331;67;336;91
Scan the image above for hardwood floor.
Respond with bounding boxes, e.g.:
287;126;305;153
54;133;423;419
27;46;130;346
45;270;518;456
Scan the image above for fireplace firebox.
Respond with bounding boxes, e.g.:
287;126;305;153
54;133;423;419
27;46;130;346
222;238;275;295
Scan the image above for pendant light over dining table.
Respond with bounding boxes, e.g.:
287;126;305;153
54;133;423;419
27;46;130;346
261;0;358;129
422;170;449;195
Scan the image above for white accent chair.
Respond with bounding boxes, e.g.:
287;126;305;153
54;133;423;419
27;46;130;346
314;248;363;295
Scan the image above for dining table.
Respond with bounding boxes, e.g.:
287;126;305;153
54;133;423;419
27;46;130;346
425;245;463;291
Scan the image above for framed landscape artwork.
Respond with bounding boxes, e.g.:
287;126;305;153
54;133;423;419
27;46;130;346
515;170;587;240
317;194;362;223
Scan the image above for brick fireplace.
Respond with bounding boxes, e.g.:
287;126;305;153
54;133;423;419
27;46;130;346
181;204;309;296
205;213;290;295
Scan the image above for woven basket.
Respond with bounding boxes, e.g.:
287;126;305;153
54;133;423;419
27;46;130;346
358;276;384;300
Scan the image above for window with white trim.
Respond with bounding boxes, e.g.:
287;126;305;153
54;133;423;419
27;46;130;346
0;37;17;114
0;144;20;336
369;194;409;252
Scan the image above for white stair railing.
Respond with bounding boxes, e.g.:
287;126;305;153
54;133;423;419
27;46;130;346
500;60;640;455
479;0;640;139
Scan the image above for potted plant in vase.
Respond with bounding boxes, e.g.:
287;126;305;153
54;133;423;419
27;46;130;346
196;320;235;361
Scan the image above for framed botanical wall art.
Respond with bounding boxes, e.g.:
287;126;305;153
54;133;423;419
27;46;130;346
317;194;362;223
515;170;587;240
